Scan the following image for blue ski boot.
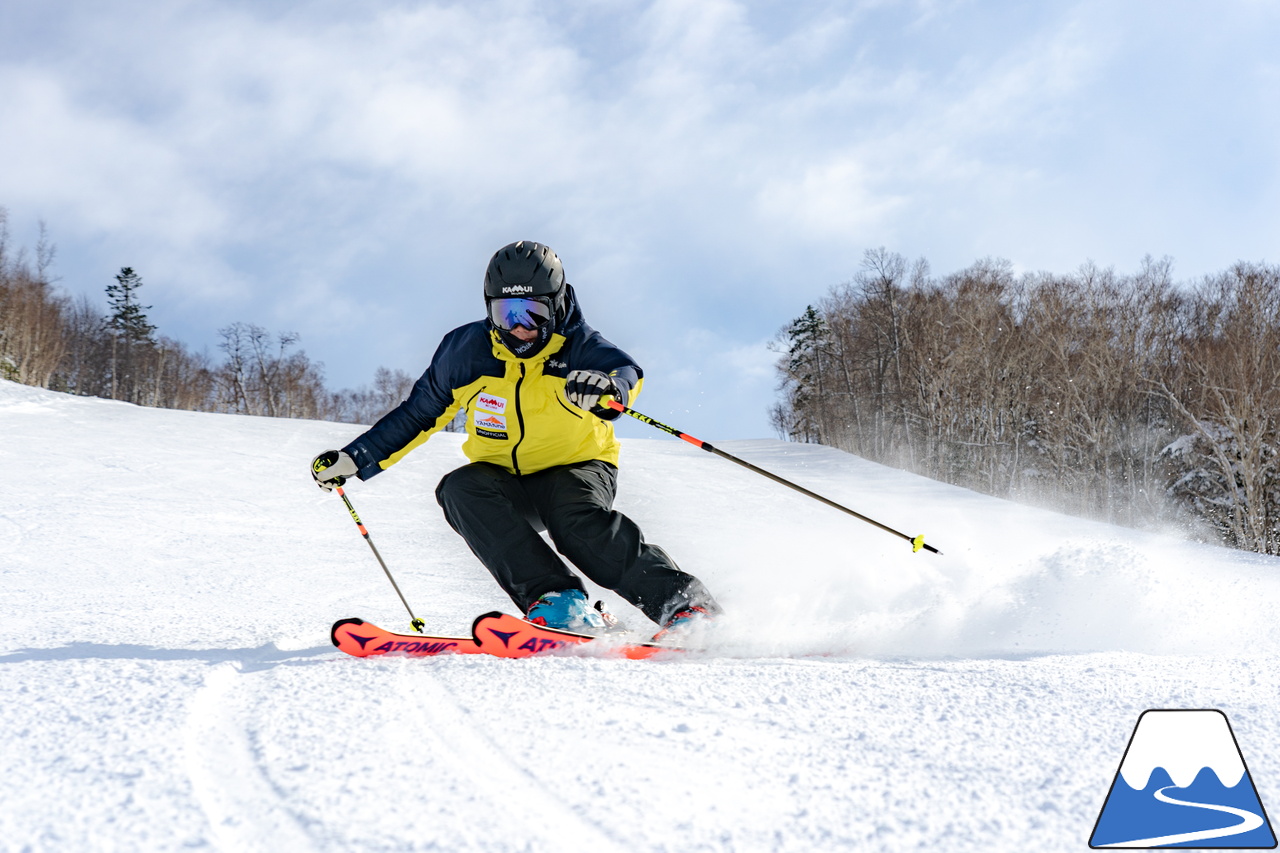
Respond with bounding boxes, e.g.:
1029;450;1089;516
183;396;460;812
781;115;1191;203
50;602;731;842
525;590;608;633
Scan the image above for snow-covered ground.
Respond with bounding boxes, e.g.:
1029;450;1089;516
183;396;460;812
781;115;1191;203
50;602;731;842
5;378;1280;852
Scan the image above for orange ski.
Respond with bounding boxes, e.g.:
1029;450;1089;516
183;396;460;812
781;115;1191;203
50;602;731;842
473;612;672;660
331;617;480;657
331;611;674;660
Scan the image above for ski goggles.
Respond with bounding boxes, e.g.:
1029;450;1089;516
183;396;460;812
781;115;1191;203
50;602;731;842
487;296;554;331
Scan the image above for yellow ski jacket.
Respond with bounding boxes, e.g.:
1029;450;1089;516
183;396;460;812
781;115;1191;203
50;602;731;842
343;288;642;478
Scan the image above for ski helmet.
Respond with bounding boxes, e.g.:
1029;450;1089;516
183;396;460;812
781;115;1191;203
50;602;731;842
484;241;567;358
484;241;566;324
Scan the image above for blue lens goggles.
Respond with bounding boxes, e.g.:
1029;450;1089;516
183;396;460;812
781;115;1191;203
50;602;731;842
488;297;554;331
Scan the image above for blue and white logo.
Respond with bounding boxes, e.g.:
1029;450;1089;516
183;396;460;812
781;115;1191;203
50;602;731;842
1090;710;1276;848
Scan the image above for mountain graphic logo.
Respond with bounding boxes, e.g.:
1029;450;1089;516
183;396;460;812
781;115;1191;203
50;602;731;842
1090;709;1276;849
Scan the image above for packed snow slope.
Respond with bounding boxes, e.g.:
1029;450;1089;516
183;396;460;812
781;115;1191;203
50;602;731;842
5;378;1280;852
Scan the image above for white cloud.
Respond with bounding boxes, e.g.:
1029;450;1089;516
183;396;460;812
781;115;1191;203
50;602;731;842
756;156;908;243
2;0;1278;438
0;71;228;245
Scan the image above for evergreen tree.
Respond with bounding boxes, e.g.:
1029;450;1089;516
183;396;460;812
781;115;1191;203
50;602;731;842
776;305;829;443
105;267;156;402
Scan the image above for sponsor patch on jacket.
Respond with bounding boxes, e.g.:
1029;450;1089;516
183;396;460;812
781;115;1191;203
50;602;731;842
476;393;507;415
474;410;509;439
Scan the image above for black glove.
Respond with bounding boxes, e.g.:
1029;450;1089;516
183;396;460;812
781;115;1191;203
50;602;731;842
311;450;357;491
565;369;621;414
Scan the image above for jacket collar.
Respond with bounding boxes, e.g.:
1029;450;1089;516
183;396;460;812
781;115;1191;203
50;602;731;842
490;330;566;364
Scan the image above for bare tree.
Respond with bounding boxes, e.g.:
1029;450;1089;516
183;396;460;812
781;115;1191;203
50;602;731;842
1156;263;1280;553
323;366;418;425
213;322;336;419
773;253;1280;549
0;212;69;388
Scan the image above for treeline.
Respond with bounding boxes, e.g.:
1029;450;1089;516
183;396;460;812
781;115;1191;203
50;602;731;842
0;209;417;426
773;249;1280;555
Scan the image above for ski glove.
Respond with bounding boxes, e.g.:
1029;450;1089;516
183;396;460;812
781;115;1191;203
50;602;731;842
565;369;621;415
311;450;357;491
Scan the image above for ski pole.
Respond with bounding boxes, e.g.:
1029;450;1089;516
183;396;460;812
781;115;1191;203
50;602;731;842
602;399;942;555
334;485;426;633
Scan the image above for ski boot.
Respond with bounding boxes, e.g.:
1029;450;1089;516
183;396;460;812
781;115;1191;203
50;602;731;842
651;605;714;643
525;590;608;634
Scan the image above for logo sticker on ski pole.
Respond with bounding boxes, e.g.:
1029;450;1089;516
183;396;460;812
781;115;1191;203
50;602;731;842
1090;709;1276;848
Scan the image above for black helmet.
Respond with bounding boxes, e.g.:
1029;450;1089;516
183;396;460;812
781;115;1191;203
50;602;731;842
484;241;567;357
485;240;565;302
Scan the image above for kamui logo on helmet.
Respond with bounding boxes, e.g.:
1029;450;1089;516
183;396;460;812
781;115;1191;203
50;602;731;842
501;285;534;295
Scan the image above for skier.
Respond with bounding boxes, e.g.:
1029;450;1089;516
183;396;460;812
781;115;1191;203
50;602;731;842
311;241;720;638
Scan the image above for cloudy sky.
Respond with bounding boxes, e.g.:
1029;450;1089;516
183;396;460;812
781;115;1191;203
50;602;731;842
2;0;1277;440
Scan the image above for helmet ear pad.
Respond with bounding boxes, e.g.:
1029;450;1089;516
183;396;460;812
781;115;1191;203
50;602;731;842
551;285;568;326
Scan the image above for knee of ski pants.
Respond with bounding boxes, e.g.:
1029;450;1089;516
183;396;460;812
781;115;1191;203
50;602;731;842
435;463;545;532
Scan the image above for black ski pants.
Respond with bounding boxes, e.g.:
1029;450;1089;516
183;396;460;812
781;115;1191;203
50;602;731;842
435;460;717;625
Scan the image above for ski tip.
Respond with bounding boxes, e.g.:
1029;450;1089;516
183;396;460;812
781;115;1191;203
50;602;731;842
331;617;366;648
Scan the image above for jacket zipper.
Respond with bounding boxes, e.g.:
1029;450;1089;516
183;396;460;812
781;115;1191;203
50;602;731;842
510;363;527;475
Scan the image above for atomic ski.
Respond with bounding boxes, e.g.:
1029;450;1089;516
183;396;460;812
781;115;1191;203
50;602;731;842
331;618;479;657
331;611;674;661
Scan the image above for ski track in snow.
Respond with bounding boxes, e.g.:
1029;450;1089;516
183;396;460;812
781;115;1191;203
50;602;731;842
390;661;628;853
183;663;316;851
7;380;1280;851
